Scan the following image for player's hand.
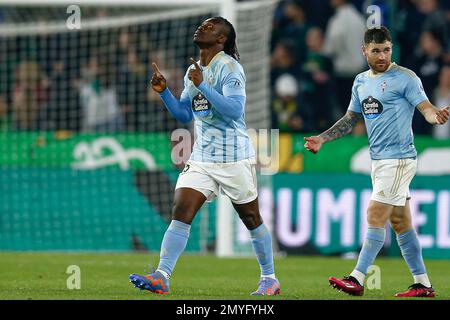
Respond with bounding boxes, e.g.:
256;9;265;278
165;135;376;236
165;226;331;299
150;62;167;93
188;58;203;87
435;106;450;125
304;136;324;154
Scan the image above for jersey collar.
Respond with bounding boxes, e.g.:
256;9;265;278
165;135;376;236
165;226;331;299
201;51;225;68
368;62;396;78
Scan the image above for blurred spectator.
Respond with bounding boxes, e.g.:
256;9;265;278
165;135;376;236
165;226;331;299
416;0;448;50
409;31;446;95
408;30;446;135
396;0;427;66
302;0;334;31
0;94;8;130
79;55;124;132
270;40;300;85
11;61;48;130
279;1;310;66
146;49;185;132
432;65;450;139
0;46;15;129
115;31;149;132
38;60;81;131
272;1;296;49
323;0;366;116
271;73;313;132
301;27;336;131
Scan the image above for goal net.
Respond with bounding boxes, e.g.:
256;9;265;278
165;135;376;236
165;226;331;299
0;0;276;256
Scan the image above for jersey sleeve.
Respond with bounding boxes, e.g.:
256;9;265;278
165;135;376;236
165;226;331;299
179;86;190;104
179;71;190;103
347;77;362;113
404;74;429;107
158;71;193;123
221;64;246;97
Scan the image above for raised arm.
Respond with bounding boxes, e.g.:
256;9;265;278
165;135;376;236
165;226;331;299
304;111;363;154
159;89;193;124
151;62;193;124
416;100;449;125
188;58;245;120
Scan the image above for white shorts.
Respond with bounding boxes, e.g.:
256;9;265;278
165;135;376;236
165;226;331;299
175;158;258;204
370;158;417;206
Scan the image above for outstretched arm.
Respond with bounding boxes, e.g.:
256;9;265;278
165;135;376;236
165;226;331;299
304;111;363;154
416;100;449;125
320;110;363;142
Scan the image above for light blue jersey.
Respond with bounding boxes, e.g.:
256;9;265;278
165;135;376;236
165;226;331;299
348;63;429;160
180;51;255;163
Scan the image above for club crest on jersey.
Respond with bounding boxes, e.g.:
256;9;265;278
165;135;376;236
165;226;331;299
192;92;211;116
381;80;387;93
362;96;383;119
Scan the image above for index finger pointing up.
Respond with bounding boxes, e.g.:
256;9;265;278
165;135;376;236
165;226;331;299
152;62;161;75
190;58;201;70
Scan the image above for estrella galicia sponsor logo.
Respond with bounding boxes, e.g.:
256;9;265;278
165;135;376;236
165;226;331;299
362;96;383;119
192;92;211;117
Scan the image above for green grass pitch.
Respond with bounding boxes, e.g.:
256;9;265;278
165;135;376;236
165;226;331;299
1;252;449;300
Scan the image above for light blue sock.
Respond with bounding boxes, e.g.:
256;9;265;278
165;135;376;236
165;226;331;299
157;220;190;277
397;229;426;276
355;227;386;275
249;224;275;277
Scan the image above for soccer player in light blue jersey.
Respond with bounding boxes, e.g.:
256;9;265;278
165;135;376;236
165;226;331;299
129;17;280;296
305;26;449;297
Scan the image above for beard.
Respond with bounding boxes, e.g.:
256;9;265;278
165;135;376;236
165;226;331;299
369;60;391;73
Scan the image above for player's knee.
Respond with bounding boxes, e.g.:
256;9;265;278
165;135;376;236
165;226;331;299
367;202;392;227
238;211;262;229
390;219;401;234
367;212;386;228
171;202;196;224
390;216;411;235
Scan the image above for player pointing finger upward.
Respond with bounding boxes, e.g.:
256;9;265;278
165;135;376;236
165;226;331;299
130;17;280;297
150;62;166;93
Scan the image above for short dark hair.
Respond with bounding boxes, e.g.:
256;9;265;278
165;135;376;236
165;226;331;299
364;26;392;45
